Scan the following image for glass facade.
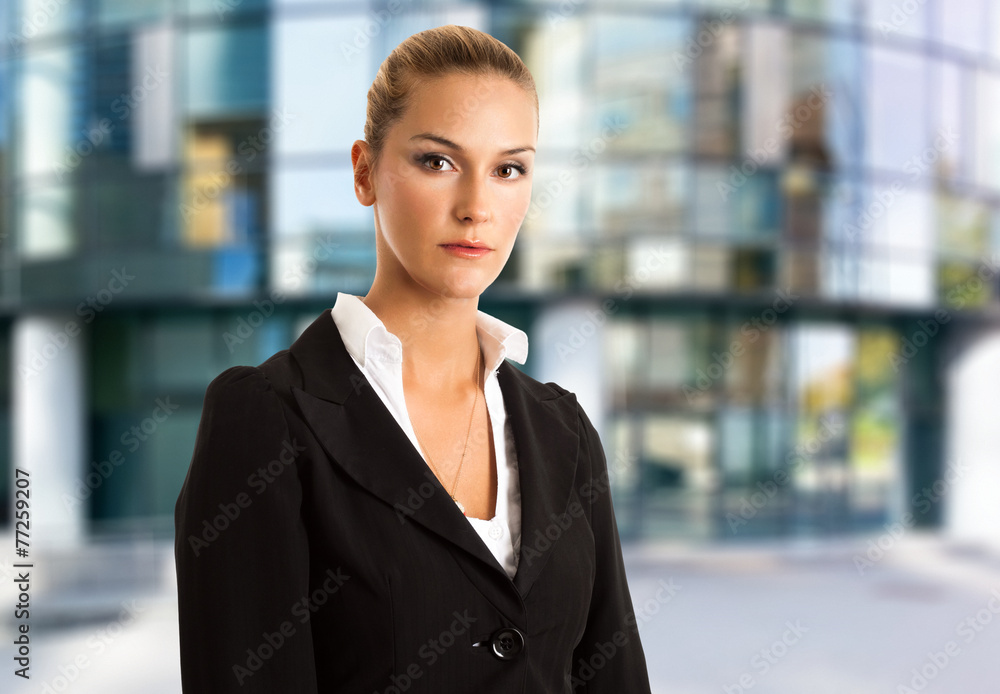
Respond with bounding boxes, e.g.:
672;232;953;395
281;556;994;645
2;0;997;541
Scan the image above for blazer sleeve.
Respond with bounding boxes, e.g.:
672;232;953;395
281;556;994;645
174;366;318;693
571;400;653;693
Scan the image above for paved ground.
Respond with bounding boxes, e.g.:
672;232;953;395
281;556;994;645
627;533;1000;694
3;531;1000;693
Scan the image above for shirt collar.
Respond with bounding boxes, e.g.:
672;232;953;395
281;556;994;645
330;292;528;373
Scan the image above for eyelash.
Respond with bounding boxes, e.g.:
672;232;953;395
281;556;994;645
417;153;529;179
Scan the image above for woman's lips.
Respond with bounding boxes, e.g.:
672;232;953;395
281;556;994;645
440;244;492;259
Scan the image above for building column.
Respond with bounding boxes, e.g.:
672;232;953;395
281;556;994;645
943;325;1000;545
12;313;87;547
532;299;609;446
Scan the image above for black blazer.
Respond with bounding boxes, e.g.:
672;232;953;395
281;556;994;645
174;307;652;693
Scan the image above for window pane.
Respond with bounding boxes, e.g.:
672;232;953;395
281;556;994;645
272;231;374;296
865;0;930;41
593;162;687;237
851;327;903;524
785;0;855;24
933;60;967;182
148;315;215;390
606;318;643;408
132;23;177;172
938;191;990;260
791;32;864;171
592;14;691;153
991;3;1000;60
861;184;935;307
15;0;85;39
273;15;371;156
975;69;1000;190
868;46;928;174
935;0;987;54
743;21;789;166
97;0;171;26
525;16;585;150
270;162;377;292
19;184;74;259
521;163;586;239
820;174;863;300
692;18;741;157
625;236;690;291
691;0;768;11
185;0;267;16
782;166;825;295
696;164;781;243
648;318;694;401
272;0;362;6
181;118;270;254
788;324;853;530
81;173;173;250
938;259;994;308
272;165;369;237
695;163;733;238
723;321;785;406
21;46;81;180
0;28;9;160
184;24;268;117
377;8;490;66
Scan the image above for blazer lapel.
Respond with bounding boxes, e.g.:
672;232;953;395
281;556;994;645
285;309;580;600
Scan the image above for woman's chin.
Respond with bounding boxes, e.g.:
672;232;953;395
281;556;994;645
434;284;489;301
426;272;497;300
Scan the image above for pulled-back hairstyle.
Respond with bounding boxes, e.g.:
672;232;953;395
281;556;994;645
364;24;539;172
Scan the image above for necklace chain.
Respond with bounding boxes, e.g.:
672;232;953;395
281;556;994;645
413;344;482;516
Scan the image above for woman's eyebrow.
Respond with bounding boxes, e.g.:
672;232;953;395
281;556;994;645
409;132;535;156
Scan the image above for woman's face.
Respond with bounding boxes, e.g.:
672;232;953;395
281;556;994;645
354;72;537;300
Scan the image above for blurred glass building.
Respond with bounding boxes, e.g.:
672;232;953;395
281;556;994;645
2;0;999;546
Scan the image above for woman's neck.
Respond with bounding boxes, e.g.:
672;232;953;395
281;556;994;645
361;287;483;393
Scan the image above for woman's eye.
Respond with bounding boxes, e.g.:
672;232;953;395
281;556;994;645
497;163;528;180
421;155;452;171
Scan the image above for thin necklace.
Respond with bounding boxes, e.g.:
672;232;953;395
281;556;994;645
413;345;482;516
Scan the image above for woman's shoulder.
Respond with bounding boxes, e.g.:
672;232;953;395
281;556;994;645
502;365;606;440
203;345;300;393
497;362;600;439
198;349;303;424
498;359;575;403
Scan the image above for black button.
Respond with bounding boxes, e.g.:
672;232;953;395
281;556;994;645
490;627;525;660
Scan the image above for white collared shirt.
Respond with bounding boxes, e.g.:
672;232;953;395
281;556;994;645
329;292;526;579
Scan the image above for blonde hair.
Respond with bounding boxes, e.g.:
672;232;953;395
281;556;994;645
363;24;539;172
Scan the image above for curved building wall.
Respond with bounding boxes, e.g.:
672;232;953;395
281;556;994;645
1;1;998;541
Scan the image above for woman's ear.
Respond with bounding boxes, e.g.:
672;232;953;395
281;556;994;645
352;140;377;207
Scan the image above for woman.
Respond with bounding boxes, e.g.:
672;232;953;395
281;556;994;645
174;24;652;693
